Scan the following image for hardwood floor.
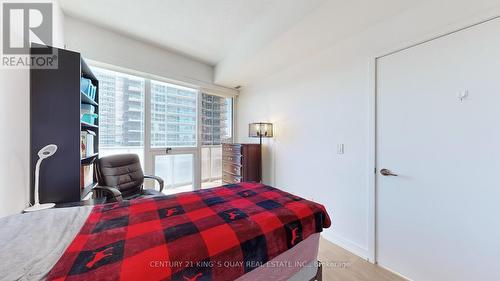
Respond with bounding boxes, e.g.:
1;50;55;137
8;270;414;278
318;238;407;281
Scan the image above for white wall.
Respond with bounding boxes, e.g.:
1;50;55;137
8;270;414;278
235;0;500;259
63;16;236;96
0;0;65;218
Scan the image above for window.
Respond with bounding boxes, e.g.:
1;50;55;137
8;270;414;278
93;67;145;164
150;80;197;148
92;65;234;192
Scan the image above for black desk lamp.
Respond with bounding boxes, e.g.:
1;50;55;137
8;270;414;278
249;123;273;145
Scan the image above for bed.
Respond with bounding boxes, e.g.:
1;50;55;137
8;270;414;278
0;182;330;281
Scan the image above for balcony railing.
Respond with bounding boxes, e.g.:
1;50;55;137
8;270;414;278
202;146;222;183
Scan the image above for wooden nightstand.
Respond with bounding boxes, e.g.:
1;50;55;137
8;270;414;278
222;143;261;184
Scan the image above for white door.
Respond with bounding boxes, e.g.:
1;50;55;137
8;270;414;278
377;18;500;281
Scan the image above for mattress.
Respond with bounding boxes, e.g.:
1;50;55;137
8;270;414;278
237;233;320;281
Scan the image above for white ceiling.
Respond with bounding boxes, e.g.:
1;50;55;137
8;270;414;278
59;0;421;87
59;0;276;65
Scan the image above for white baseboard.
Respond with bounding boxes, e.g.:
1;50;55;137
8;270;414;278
377;263;413;281
321;232;369;261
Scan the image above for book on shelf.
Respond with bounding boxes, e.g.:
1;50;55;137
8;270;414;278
80;164;94;189
80;130;96;158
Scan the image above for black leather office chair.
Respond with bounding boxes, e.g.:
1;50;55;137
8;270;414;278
93;154;164;202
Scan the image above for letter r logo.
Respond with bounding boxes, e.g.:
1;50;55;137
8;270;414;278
2;3;52;54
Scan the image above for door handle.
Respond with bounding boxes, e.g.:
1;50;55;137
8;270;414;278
166;147;172;154
380;169;398;176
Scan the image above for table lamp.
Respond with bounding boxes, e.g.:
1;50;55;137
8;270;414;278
24;144;58;212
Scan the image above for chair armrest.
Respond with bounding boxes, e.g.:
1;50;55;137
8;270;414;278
93;186;123;202
144;175;164;192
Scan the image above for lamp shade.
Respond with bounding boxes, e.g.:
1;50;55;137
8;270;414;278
249;123;273;138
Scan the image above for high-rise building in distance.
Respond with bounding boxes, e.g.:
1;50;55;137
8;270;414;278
201;93;231;146
94;68;232;149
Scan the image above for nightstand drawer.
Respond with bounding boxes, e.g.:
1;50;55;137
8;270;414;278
223;162;241;176
222;144;242;156
222;154;242;165
223;173;242;184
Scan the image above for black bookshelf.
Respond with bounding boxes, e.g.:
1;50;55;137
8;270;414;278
30;45;99;204
80;58;99;198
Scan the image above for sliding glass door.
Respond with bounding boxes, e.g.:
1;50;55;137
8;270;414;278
93;65;232;195
145;80;200;193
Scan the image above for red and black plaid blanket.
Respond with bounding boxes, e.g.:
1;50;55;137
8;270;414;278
47;182;331;281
